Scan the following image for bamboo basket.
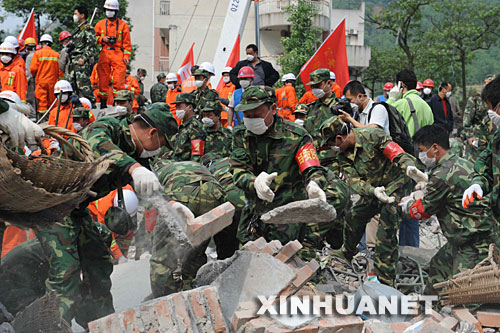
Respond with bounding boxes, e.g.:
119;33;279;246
433;243;500;305
0;125;114;227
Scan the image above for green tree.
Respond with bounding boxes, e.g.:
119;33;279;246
278;0;321;96
362;46;407;96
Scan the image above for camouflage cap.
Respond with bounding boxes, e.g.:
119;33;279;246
319;116;349;146
172;92;196;106
293;104;308;115
307;68;331;85
157;73;166;81
140;103;179;142
115;90;133;101
193;68;212;79
201;100;222;114
72;107;90;119
235;85;276;112
137;68;147;76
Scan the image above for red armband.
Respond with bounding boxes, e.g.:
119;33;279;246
383;142;405;163
409;198;431;220
191;139;205;156
295;142;320;173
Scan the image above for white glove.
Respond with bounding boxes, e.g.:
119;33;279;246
389;85;402;101
0;108;44;147
409;190;425;200
406;166;428;190
131;166;161;196
462;184;483;209
306;181;327;202
171;202;195;221
49;139;60;150
227;126;233;131
254;171;277;202
399;197;412;214
374;186;396;204
488;110;500;127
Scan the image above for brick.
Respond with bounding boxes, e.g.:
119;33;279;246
391;321;410;333
89;313;121;333
477;311;500;328
202;286;227;332
152;299;175;331
287;254;306;269
120;308;140;332
426;309;444;322
241;237;268;252
280;260;320;298
318;316;364;333
187;289;215;332
275;240;303;263
232;309;258;332
186;202;235;246
262;239;283;255
418;318;453;332
244;317;276;333
171;293;194;333
364;320;394;333
283;324;319;333
439;316;458;331
452;307;483;333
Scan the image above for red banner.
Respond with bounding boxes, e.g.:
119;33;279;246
177;43;195;82
190;139;205;156
18;8;37;44
216;34;240;91
300;19;349;91
295;142;320;173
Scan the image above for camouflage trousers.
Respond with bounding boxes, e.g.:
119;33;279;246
65;62;95;104
34;208;114;326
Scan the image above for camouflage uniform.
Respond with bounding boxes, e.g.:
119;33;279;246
150;159;225;298
461;96;489;160
230;86;349;255
150;73;168;103
67;20;98;103
477;116;497;151
201;100;232;162
193;68;219;111
304;69;338;147
135;68;147;109
320;117;418;286
403;152;499;294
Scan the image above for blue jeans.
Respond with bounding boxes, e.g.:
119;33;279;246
399;216;419;247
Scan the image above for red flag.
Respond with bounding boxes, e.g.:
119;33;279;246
216;35;240;91
300;19;349;91
177;43;195;83
18;8;37;44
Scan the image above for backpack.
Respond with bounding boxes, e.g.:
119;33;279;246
368;101;415;155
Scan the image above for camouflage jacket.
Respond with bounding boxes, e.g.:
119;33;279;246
150;82;168;103
173;116;207;162
135;76;146;107
462;96;488;139
334;127;417;199
209;157;247;210
478;116;497;151
472;127;500;220
405;153;497;245
203;125;232;162
71;21;98;69
304;95;338;147
193;88;219;112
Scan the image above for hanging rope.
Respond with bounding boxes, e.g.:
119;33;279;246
196;0;220;63
170;0;201;66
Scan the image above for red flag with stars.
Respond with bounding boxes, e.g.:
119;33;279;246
300;19;349;91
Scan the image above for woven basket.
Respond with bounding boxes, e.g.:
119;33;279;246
433;243;500;305
0;125;114;227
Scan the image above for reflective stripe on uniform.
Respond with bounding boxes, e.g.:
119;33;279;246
38;57;58;61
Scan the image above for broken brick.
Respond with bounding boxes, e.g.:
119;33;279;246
275;240;303;263
262;240;283;256
452;307;483;333
186;202;235;246
439;316;458;331
232;309;259;332
280;260;320;298
318;316;364;333
241;237;268;252
391;321;410;333
426;309;444;322
477;311;500;328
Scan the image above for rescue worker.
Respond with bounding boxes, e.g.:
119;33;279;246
217;66;236;127
298;89;318;105
108;89;134;119
95;0;132;106
422;78;434;103
150;73;167;103
330;71;342;98
275;73;298;121
165;72;182;124
192;62;219;110
0;42;27;103
200;100;232;162
58;30;74;74
416;81;424;97
24;37;37;108
72;106;91;133
30;34;62;115
375;82;393;103
400;125;499;294
181;65;198;93
171;93;207;162
125;69;141;113
134;68;147;110
4;36;25;72
293;104;308;127
48;80;77;132
320;116;427;286
228;66;254;128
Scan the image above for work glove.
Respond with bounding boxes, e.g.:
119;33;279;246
406;166;428;190
0;108;44;148
388;85;401;101
254;171;277;202
171;202;195;221
306;180;327;202
462;184;483;209
373;186;396;204
70;94;82;107
131;166;161;196
227;125;233;131
398;197;412;214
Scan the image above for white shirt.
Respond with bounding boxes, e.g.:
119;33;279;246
358;99;390;134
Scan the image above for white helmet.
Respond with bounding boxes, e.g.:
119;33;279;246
113;189;139;216
0;42;17;55
282;73;296;82
40;34;53;44
0;90;21;104
104;0;120;10
166;72;178;82
79;97;92;109
199;62;215;75
54;80;73;94
222;66;232;74
330;71;336;80
4;36;19;49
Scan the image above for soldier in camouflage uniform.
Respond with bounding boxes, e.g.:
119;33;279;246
112;89;135;120
304;68;338;147
35;106;175;327
230;86;349;257
150;73;168;103
200;99;232;163
135;68;148;109
193;67;220;111
320;116;426;286
149;159;226;298
401;125;499;294
171;93;207;162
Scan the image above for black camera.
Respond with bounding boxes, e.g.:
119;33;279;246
108;36;116;45
331;97;353;116
65;42;75;54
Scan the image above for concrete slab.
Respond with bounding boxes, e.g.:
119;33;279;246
260;198;336;224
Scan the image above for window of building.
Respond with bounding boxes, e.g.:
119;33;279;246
160;0;170;15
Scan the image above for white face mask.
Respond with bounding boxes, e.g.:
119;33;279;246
350;103;359;114
446;91;452;98
73;14;79;23
419;150;436;168
239;80;251;89
423;88;432;95
1;55;12;64
167;83;175;90
60;94;69;103
73;123;83;131
195;80;204;88
243;109;272;135
176;109;186;120
130;124;162;158
488;110;500;127
115;105;128;115
294;119;304;126
202;117;215;127
222;76;230;83
246;54;254;62
139;76;145;81
312;88;325;99
106;10;115;18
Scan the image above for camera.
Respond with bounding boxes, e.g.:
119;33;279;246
108;36;116;45
65;42;75;54
331;97;353;116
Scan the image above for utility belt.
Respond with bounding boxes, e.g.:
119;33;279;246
104;46;123;52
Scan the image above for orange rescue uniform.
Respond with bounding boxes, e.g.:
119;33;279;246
217;81;235;127
0;61;28;102
298;90;318;105
30;45;62;113
166;86;182;126
48;102;76;132
275;83;298;121
1;226;35;257
12;55;26;73
331;82;342;98
126;74;140;114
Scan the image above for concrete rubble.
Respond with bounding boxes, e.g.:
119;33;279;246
260;198;337;224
